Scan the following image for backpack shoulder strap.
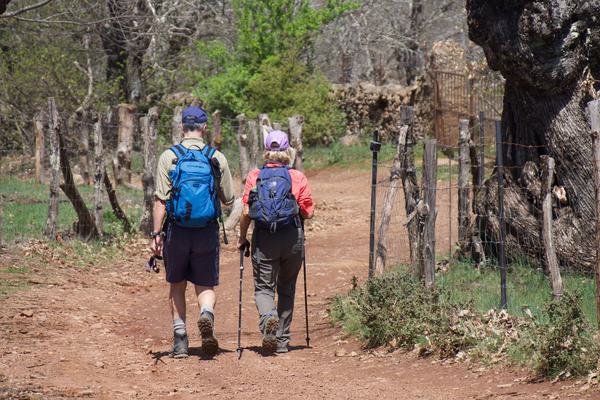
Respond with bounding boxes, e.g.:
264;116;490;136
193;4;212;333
170;144;187;159
203;144;217;159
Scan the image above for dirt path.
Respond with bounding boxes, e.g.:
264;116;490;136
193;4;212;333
1;168;599;399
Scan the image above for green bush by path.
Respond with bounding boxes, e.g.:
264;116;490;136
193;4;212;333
331;263;600;379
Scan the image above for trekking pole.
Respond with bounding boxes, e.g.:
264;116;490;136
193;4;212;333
237;242;250;359
302;221;310;348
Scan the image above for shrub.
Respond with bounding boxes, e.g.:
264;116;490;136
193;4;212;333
533;292;599;379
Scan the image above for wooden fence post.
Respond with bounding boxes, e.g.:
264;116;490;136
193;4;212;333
78;116;91;185
496;121;508;309
34;111;45;184
540;155;563;299
225;114;249;232
289;115;304;172
0;196;3;248
259;113;273;146
398;107;421;272
375;125;408;275
458;119;471;251
422;139;438;288
172;105;183;144
588;99;600;328
211;110;222;150
44;98;61;239
139;107;159;234
113;104;136;185
93;119;105;235
247;119;260;171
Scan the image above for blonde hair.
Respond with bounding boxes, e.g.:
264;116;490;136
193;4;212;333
263;149;292;165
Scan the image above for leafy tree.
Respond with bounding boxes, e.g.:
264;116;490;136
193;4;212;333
195;0;356;145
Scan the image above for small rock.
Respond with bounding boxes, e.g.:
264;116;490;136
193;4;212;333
334;349;347;357
349;351;358;357
497;383;513;389
144;338;153;343
94;361;105;369
21;310;34;318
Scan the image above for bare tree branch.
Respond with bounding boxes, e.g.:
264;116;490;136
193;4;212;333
0;0;53;18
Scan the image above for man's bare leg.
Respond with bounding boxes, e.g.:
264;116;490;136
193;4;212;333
169;281;188;357
196;286;218;356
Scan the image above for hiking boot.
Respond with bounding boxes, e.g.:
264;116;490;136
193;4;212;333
276;342;289;354
172;332;189;358
262;316;279;354
198;311;219;357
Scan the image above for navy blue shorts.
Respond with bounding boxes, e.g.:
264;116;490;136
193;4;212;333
163;223;220;286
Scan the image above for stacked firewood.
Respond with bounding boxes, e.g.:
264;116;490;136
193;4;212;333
331;83;414;142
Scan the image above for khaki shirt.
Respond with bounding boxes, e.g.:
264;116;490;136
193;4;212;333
155;137;235;206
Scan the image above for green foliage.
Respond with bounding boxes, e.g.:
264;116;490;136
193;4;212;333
533;292;599;378
0;175;142;242
246;54;346;144
331;263;600;379
194;0;357;146
233;0;357;70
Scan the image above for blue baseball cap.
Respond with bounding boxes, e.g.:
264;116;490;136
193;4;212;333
181;106;208;124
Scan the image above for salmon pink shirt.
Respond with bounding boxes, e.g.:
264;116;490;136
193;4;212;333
242;164;315;218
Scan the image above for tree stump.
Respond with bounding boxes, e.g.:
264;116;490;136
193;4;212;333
468;0;600;272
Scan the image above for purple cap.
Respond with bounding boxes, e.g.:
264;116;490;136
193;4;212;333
264;130;289;151
181;106;208;124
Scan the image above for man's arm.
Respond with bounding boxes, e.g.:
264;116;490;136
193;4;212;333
149;197;166;255
215;153;235;206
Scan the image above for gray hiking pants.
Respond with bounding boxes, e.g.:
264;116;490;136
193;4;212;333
252;226;303;346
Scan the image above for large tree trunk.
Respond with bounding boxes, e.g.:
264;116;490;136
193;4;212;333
467;0;600;273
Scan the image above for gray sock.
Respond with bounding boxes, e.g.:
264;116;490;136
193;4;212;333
173;318;186;336
200;305;214;316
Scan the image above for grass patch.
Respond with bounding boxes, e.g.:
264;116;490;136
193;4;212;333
1;175;143;242
331;263;599;379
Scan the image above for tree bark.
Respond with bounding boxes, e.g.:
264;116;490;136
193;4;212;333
247;119;260;171
139;107;159;234
113;103;136;185
225;114;250;232
93;120;105;236
589;100;600;328
289;115;304;172
58;128;99;241
33;111;45;184
468;0;600;273
44;98;60;239
103;168;132;233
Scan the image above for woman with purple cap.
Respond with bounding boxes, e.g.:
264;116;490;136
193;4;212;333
237;130;314;354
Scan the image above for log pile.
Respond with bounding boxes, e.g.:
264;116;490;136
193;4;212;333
331;83;414;142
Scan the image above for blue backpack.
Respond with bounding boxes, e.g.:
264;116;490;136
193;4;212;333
249;163;300;233
166;144;220;228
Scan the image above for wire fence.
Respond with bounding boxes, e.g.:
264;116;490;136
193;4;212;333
369;99;600;313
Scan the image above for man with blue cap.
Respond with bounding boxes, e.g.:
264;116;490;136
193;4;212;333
150;105;235;358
